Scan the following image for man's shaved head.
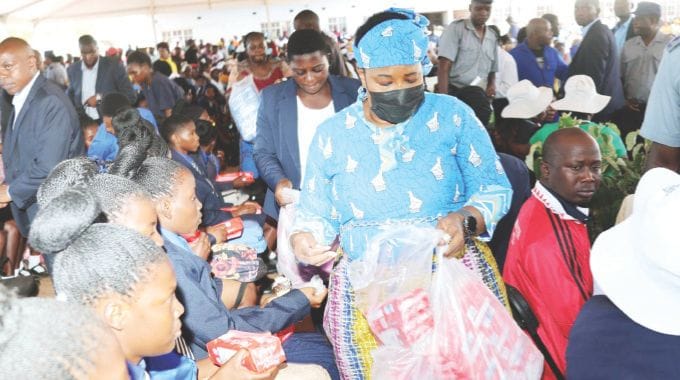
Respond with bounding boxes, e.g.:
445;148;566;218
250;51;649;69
541;128;602;206
0;37;38;95
527;18;553;46
0;37;34;56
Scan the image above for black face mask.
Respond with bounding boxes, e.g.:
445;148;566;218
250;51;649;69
368;84;425;124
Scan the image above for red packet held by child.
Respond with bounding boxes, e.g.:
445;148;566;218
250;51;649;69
211;217;244;240
215;171;254;183
366;288;434;346
207;330;286;372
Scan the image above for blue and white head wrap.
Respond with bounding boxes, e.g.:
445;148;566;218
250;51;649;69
353;8;432;75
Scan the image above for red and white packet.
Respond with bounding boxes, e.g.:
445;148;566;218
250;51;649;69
366;288;434;347
207;330;286;372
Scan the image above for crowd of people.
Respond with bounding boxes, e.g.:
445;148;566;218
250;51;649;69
0;0;679;379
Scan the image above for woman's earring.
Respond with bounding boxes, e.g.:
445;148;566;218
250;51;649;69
359;87;368;102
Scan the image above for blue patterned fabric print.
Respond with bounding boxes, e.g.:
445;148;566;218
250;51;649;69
354;8;433;75
293;92;512;261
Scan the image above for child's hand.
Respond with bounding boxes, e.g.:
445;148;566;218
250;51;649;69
233;175;255;188
188;232;211;260
298;287;328;308
231;202;261;217
210;349;279;380
206;224;229;244
259;293;277;307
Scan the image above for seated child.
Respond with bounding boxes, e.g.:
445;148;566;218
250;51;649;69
80;115;99;151
88;92;159;162
0;285;129;378
160;114;265;252
132;156;339;379
29;185;272;379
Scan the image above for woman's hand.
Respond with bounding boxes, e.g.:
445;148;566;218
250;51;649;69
436;212;466;258
290;232;336;266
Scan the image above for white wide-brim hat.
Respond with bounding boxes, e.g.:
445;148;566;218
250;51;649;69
551;75;610;114
501;80;553;119
591;168;680;335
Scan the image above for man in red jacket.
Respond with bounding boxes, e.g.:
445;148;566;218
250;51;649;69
504;127;601;379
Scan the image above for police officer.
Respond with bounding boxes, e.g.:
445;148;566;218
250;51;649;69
436;0;498;98
641;35;680;172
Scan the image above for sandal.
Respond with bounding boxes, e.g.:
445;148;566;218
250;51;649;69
28;263;48;276
18;260;48;277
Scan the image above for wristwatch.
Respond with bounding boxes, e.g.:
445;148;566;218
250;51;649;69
458;209;477;236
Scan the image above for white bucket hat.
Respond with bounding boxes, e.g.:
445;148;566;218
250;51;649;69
551;75;611;114
501;80;553;119
591;168;680;335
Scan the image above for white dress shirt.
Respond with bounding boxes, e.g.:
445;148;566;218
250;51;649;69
495;47;519;99
81;58;100;119
11;71;40;129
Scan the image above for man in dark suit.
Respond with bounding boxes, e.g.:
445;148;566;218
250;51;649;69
67;35;136;121
0;37;84;237
568;0;625;121
253;30;361;221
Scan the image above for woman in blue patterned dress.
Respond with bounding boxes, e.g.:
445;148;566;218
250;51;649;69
290;9;513;379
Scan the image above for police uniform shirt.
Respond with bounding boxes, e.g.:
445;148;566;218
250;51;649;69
437;19;499;89
621;31;673;103
640;36;680;147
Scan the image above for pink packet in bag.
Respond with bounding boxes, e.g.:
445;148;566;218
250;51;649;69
366;288;434;347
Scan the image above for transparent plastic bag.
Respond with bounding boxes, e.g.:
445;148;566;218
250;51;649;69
276;204;331;288
275;204;306;287
228;74;260;142
352;227;543;379
347;226;442;314
427;250;544;379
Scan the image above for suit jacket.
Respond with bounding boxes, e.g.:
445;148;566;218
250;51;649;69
171;150;233;226
253;75;361;219
568;20;625;119
1;74;84;236
161;230;310;359
612;18;636;43
66;56;136;115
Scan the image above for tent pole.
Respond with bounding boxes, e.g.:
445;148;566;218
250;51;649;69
150;0;158;45
264;0;271;24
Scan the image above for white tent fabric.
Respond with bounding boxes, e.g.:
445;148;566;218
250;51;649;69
1;0;274;22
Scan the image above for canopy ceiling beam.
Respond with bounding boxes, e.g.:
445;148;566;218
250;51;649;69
0;0;47;18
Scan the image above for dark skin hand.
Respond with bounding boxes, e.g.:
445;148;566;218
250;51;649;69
84;95;98;107
436;206;486;258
